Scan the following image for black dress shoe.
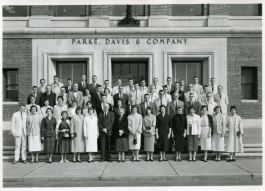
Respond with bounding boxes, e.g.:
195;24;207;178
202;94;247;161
178;159;182;162
163;159;168;161
150;159;154;162
232;159;236;162
12;161;18;164
77;160;82;163
108;159;113;162
73;160;77;163
159;159;163;162
122;160;125;162
226;159;232;162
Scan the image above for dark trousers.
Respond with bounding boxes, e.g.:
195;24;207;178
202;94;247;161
100;134;111;160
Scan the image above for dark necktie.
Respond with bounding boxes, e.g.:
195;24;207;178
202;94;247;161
212;86;214;93
219;93;222;99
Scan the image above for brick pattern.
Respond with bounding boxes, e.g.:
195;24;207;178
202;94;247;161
30;6;53;16
90;5;113;16
227;38;262;119
3;39;32;121
209;4;231;15
150;5;172;15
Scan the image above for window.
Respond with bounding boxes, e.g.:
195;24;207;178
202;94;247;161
241;67;258;100
55;6;87;16
3;69;18;102
172;4;204;16
112;60;148;86
57;61;87;85
229;4;261;16
112;5;146;16
3;6;29;17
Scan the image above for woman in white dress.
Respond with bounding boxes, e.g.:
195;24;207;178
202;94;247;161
26;105;42;163
68;100;77;119
200;105;213;162
83;107;99;162
53;96;68;121
41;99;53;118
128;105;142;161
212;106;226;161
226;106;244;162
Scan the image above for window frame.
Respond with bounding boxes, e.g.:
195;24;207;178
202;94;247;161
229;4;261;16
112;5;149;17
2;5;31;17
171;4;205;16
54;5;89;17
3;68;19;102
241;66;258;100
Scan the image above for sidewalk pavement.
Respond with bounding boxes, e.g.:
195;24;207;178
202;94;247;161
3;158;262;187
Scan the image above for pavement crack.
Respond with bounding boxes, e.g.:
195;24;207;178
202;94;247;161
99;162;109;180
21;163;47;182
230;162;252;174
168;160;179;176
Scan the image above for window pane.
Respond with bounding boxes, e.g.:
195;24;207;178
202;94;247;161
113;5;145;16
172;4;203;16
3;6;28;17
3;69;18;102
56;6;86;16
241;67;257;99
230;4;260;16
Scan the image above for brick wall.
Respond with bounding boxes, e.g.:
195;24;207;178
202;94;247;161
2;39;32;121
227;37;262;119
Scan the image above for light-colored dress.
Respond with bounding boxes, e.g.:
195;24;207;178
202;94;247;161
225;115;244;153
68;106;77;118
200;115;211;151
70;115;85;153
82;96;91;109
128;113;142;150
143;114;156;152
211;113;226;152
83;115;99;152
41;106;53;118
53;104;68;122
26;113;42;152
106;94;114;106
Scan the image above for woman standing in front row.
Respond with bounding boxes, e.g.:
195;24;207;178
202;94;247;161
56;111;71;163
156;105;171;162
226;106;244;162
83;107;99;162
143;107;156;161
27;105;42;163
171;107;187;161
186;107;201;162
212;106;226;161
70;106;85;163
113;108;129;162
41;108;57;163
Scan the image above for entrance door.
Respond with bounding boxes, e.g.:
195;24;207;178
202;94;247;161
57;61;87;84
172;60;205;85
112;59;148;86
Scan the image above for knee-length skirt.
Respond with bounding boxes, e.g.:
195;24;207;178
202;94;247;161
28;135;42;152
56;136;71;154
158;134;169;152
187;135;199;151
144;135;155;152
211;133;225;152
200;135;211;151
44;136;56;154
115;137;128;152
128;134;141;150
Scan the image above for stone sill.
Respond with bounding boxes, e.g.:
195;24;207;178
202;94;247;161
2;102;19;105
241;100;258;103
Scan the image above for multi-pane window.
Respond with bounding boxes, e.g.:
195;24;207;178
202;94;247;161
3;6;29;17
55;6;87;16
172;4;204;16
241;67;258;100
112;5;146;16
3;69;18;102
229;4;261;16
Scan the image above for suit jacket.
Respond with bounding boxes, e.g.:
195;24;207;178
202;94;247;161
78;81;88;95
37;86;46;94
40;92;56;107
137;102;156;116
11;111;27;137
27;93;42;105
112;115;129;138
67;91;83;107
65;86;74;94
113;93;129;108
92;91;103;113
98;111;115;136
89;83;100;91
166;100;185;118
184;101;201;115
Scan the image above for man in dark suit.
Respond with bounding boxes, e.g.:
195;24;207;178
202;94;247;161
98;104;115;162
37;79;46;94
40;85;56;107
92;85;103;113
164;76;175;94
167;91;185;118
184;92;201;115
137;93;156;116
65;78;73;94
68;83;83;107
27;86;42;105
78;74;88;95
89;75;100;91
113;86;129;108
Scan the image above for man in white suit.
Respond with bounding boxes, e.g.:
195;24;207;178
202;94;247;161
11;104;27;164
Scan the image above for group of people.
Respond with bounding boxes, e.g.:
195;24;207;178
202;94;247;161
11;74;244;164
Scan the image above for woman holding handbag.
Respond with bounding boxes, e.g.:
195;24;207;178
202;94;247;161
143;107;156;161
70;106;85;163
128;105;142;162
55;111;71;163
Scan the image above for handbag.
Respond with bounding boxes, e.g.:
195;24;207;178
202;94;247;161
72;132;77;138
63;132;70;138
133;136;137;145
